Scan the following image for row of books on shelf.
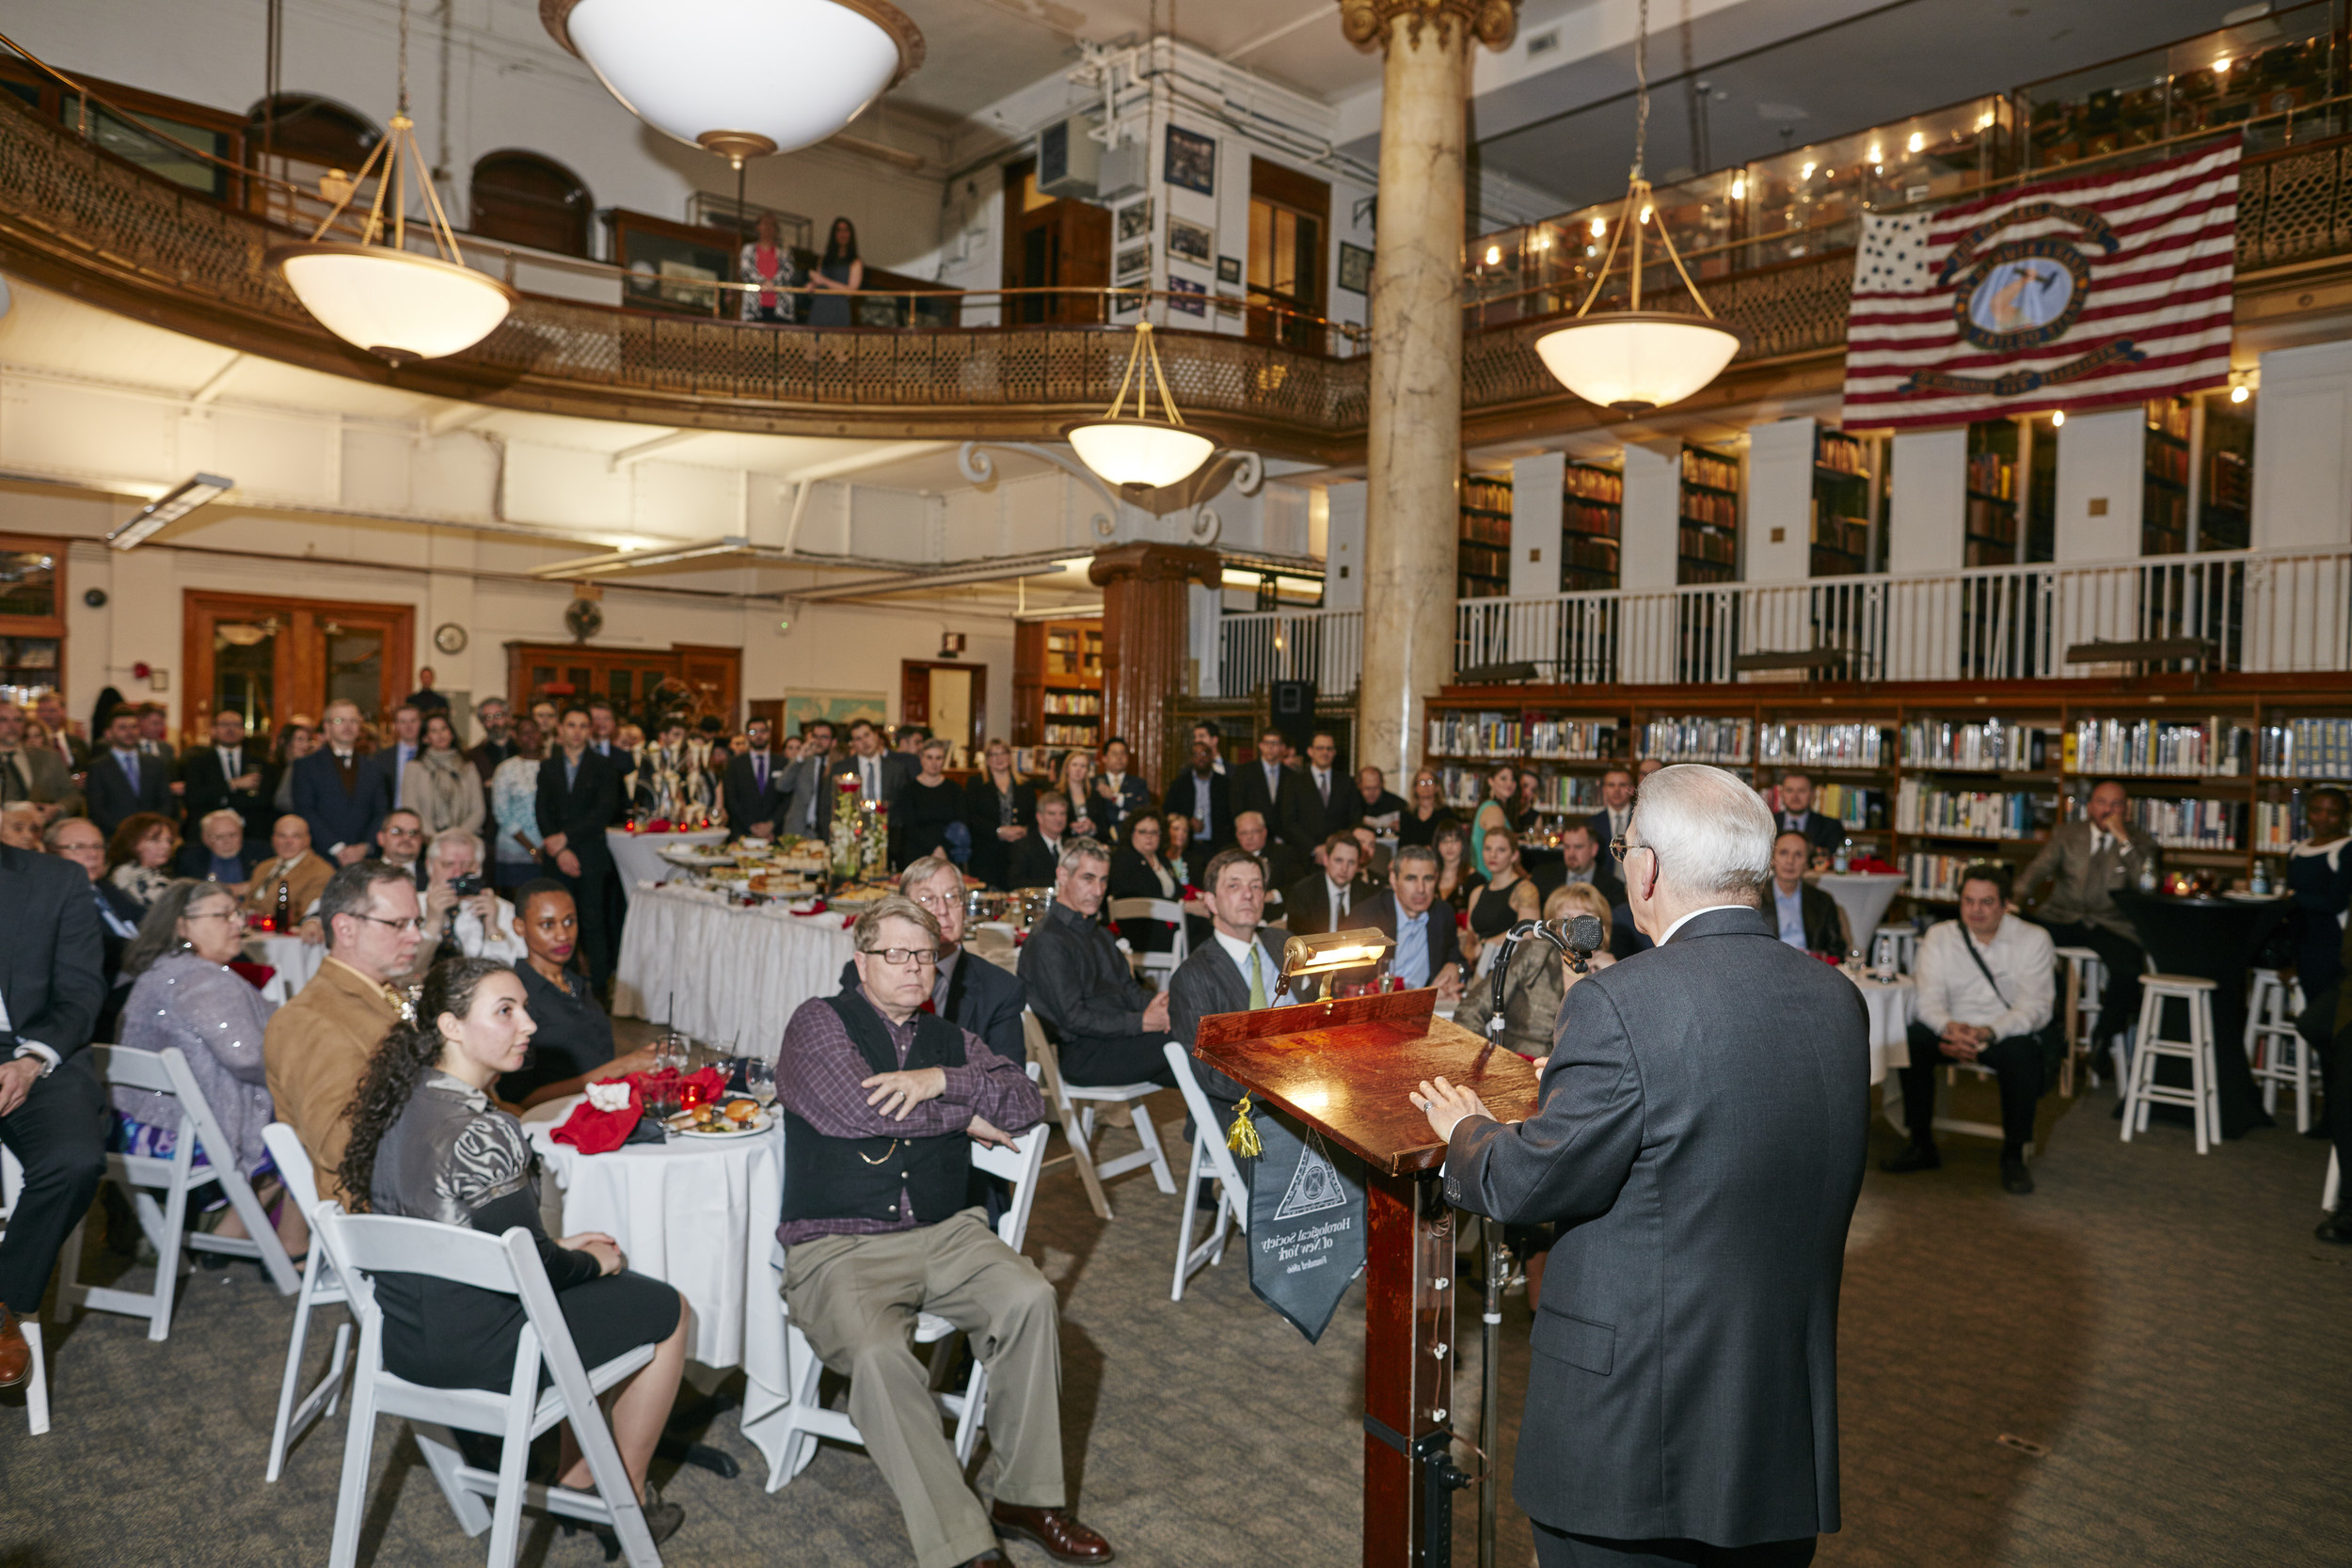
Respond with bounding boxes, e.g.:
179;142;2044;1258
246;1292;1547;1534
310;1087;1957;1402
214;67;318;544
1463;475;1513;513
1040;723;1098;747
1964;497;2019;545
1643;717;1752;764
2096;796;2244;850
1907;852;2003;901
1432;767;1604;816
2255;800;2314;853
2146;398;2190;440
1041;692;1102;716
1426;714;1619;759
1459;543;1509;578
1678;526;1738;566
1565;465;1624;503
2260;720;2352;778
1682;492;1738;529
1770;783;1883;831
1896;782;2055;840
1759;721;1888;768
1966;451;2014;500
1565;500;1621;538
1816;430;1867;476
1902;721;2055;771
2068;718;2249;776
1812;515;1868;558
1565;535;1621;572
1459;508;1510;545
2145;441;2190;486
1681;449;1739;491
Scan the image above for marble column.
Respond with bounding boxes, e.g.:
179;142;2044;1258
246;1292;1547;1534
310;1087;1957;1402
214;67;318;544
1343;0;1518;779
1090;542;1220;787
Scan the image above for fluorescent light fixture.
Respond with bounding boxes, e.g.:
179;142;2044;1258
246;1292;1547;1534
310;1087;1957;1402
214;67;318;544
107;473;232;550
529;535;751;578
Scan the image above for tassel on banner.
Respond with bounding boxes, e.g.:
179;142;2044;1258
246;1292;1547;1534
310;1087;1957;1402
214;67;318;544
1225;1091;1263;1158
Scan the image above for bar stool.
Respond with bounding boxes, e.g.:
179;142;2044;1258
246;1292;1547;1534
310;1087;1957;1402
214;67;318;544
1870;925;1916;974
2121;974;2220;1154
2245;969;2315;1132
2054;946;2107;1096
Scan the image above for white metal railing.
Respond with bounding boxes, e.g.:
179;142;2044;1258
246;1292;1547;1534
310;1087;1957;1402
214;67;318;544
1218;608;1365;697
1452;548;2352;685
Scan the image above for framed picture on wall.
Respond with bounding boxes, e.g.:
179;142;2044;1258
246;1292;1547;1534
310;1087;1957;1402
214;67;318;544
1168;276;1206;317
784;689;888;736
1216;255;1242;284
1338;242;1374;294
1167;216;1215;266
1117;198;1152;244
1116;245;1151;285
1165;125;1216;195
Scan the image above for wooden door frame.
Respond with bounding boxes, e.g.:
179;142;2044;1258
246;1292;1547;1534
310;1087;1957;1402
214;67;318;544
183;590;413;743
503;641;743;729
899;658;988;760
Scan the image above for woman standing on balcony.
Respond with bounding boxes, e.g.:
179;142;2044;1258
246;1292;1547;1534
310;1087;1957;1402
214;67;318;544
805;216;863;328
739;213;803;325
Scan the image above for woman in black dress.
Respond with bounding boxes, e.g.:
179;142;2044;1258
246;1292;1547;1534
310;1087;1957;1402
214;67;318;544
895;737;964;867
1463;824;1539;970
963;739;1036;891
804;216;863;327
503;880;659;1108
1108;810;1183;953
339;957;689;1544
1396;767;1458;847
1435;822;1479;917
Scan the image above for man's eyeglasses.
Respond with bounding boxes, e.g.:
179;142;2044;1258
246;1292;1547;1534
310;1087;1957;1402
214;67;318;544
352;913;426;934
1610;836;1656;867
862;946;939;968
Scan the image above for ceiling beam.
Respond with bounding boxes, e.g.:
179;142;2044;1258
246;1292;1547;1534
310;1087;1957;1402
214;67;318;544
609;429;707;470
188;353;246;406
783;440;958;484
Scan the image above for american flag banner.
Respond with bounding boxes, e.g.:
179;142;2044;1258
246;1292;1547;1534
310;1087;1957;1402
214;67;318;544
1839;142;2238;432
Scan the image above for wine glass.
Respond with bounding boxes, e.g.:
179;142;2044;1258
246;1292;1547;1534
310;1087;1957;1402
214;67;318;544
743;1056;777;1116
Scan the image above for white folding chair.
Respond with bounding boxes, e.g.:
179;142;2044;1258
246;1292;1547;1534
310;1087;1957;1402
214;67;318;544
764;1117;1053;1493
1024;1010;1174;1221
262;1123;351;1481
312;1203;664;1568
0;1144;49;1434
1107;896;1188;989
56;1045;300;1341
2325;1148;2342;1214
1162;1040;1248;1302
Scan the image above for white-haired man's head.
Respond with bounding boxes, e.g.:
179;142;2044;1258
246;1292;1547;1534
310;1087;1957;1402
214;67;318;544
1620;764;1774;939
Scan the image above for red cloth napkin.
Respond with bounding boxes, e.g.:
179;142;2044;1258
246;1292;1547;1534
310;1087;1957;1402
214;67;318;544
229;960;276;991
788;899;831;916
628;1066;729;1109
552;1079;644;1154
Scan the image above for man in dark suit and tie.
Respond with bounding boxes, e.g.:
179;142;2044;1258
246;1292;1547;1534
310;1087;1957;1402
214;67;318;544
0;837;106;1389
1281;731;1359;851
1164;734;1232;850
1168;846;1304;1131
361;704;424;818
1413;764;1869;1568
1359;844;1462;999
1772;770;1849;859
841;719;916;816
723;718;790;840
777;720;839;839
888;853;1027;1063
1089;736;1153;839
1232;728;1303;846
178;709;276;847
1232;813;1304;907
1282;832;1367;938
1541;821;1626;909
292;699;386;866
536;705;625;987
84;705;173;838
1584;766;1636;850
135;704;176;768
0;700;73;819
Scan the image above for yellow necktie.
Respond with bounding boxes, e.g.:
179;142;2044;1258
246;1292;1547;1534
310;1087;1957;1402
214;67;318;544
1247;944;1266;1009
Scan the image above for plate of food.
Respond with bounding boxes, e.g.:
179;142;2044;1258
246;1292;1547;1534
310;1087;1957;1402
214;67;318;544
666;1099;773;1138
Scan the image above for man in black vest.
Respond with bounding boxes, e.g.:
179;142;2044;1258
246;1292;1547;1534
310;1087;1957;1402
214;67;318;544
775;897;1112;1568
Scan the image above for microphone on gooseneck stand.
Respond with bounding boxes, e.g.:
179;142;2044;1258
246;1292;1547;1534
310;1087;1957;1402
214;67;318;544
1483;914;1609;1046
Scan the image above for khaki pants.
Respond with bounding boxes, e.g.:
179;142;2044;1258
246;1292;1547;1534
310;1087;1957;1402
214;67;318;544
781;1209;1066;1568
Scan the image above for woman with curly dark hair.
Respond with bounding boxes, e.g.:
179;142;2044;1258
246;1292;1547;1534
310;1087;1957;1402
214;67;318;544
339;956;690;1544
104;810;181;915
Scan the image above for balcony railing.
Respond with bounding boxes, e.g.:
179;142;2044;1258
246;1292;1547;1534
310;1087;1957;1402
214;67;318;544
1216;549;2352;696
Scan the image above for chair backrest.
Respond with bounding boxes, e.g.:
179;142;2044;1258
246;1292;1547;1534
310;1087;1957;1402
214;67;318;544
0;1144;21;1219
314;1207;525;1297
263;1122;323;1213
972;1121;1051;1251
1161;1039;1247;1191
90;1043;175;1096
1106;896;1184;927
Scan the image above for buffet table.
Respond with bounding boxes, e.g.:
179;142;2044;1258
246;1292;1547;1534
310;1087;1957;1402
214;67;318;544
605;827;729;889
612;882;859;1049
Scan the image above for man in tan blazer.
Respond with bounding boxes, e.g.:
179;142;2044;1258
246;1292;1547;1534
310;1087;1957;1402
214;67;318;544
2018;778;2161;1047
262;861;421;1205
243;815;336;925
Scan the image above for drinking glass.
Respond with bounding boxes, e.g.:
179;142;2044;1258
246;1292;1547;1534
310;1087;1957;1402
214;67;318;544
744;1056;777;1111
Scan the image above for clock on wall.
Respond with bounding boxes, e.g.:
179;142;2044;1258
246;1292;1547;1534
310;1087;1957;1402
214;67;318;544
564;598;604;642
433;623;469;655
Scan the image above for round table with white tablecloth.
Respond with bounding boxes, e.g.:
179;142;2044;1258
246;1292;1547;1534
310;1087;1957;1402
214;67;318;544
242;931;326;1004
605;827;729;889
524;1108;794;1472
1846;971;1916;1086
612;881;859;1050
1812;873;1908;958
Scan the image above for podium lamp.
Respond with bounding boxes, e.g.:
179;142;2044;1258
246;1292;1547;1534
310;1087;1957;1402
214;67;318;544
1195;927;1543;1568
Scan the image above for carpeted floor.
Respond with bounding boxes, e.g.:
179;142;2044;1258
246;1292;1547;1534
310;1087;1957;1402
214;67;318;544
2;1063;2345;1567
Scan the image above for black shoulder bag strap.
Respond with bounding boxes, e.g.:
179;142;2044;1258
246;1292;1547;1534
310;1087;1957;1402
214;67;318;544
1960;927;2066;1072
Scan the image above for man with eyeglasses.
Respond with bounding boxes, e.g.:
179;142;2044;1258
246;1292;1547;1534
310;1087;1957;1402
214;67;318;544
839;854;1026;1066
775;895;1112;1568
263;860;421;1206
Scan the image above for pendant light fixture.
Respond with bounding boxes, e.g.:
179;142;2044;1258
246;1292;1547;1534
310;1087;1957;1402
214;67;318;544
1065;322;1216;489
1532;0;1740;414
542;0;924;167
264;0;515;362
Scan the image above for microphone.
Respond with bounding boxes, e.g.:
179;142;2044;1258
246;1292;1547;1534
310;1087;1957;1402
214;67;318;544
1481;914;1609;1044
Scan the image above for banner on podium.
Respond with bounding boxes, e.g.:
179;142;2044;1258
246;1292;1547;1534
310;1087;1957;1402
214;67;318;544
1248;1112;1367;1343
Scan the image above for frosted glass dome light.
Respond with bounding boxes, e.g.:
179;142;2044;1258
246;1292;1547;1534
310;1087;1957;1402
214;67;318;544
1067;419;1216;489
543;0;925;164
1533;312;1742;415
273;244;516;363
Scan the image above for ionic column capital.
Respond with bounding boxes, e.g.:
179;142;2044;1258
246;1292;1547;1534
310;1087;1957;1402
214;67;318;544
1341;0;1518;53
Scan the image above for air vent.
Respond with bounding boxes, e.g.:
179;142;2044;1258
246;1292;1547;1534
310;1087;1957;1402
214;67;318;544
1526;28;1560;59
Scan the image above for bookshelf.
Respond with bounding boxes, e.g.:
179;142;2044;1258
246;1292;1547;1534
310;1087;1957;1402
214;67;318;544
1677;445;1740;586
1964;420;2020;567
1459;471;1512;600
1011;616;1104;750
1810;428;1871;578
2200;390;2254;552
1562;460;1623;593
2143;398;2190;557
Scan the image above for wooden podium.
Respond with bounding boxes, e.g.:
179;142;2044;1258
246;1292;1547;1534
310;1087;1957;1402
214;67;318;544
1195;987;1541;1567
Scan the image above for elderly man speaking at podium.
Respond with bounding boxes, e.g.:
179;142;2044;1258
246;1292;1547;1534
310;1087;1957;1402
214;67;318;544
1412;765;1869;1568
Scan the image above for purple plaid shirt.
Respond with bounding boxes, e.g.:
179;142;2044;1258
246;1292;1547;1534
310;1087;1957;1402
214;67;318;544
774;985;1045;1247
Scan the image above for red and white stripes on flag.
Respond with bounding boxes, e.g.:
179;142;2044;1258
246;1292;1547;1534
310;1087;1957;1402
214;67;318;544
1839;142;2238;432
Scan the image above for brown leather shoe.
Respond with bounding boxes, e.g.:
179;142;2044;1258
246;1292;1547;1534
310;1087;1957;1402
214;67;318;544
990;1502;1115;1564
0;1307;29;1390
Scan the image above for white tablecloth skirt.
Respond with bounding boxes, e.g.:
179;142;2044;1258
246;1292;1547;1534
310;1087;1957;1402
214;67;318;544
1815;874;1908;956
1848;973;1917;1085
613;882;858;1052
528;1117;794;1471
243;933;326;1004
605;828;729;890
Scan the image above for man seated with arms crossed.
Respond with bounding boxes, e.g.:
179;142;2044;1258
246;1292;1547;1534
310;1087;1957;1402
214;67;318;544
1768;830;1848;958
262;861;421;1205
1884;861;2057;1195
1023;836;1176;1087
244;814;334;926
776;897;1113;1568
1361;844;1463;1001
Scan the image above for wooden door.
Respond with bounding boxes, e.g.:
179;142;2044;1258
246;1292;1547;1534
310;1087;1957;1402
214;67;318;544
1002;159;1113;325
183;591;413;743
899;659;988;765
503;642;742;729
